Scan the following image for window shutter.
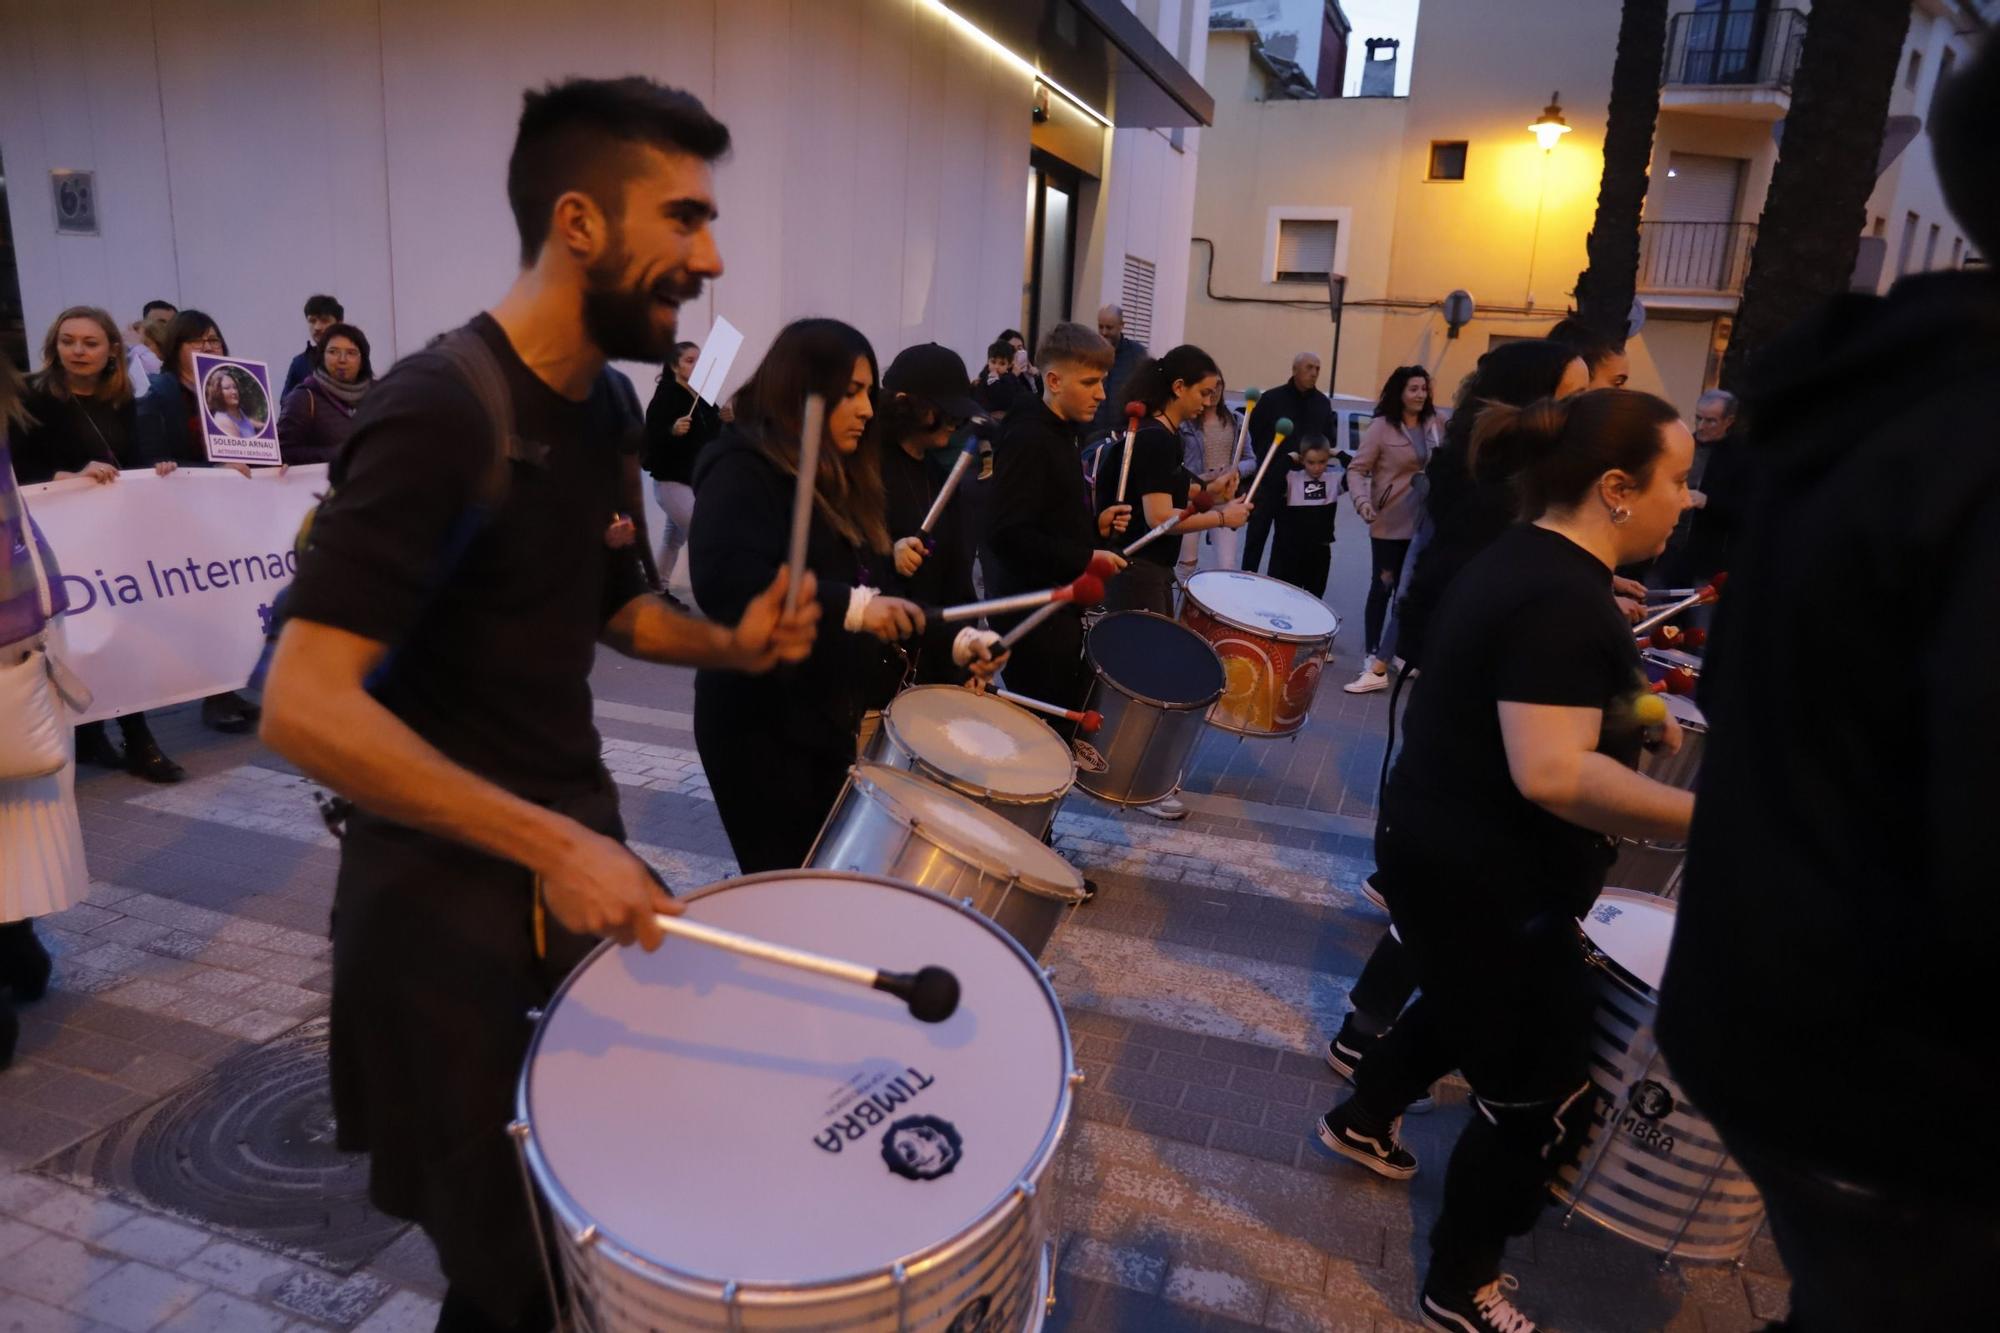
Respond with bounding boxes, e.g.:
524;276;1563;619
1276;220;1338;282
1120;256;1156;346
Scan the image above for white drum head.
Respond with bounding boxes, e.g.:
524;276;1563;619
886;687;1073;798
1663;692;1707;732
523;874;1070;1288
1581;888;1678;995
856;765;1081;896
1187;570;1339;641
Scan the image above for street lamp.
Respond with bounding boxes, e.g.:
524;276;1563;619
1529;92;1572;153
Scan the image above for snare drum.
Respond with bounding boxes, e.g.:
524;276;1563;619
1074;611;1225;806
1608;692;1708;897
810;765;1085;958
1178;571;1340;736
864;685;1075;837
1554;889;1764;1262
514;871;1076;1331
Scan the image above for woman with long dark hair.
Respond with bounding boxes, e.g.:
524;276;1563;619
1090;343;1250;616
1317;390;1695;1333
277;322;374;465
689;319;926;872
644;339;722;603
1344;364;1442;692
15;307;187;782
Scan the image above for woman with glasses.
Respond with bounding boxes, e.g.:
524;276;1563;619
278;323;375;466
135;309;264;734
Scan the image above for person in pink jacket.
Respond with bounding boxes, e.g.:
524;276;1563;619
1344;365;1441;693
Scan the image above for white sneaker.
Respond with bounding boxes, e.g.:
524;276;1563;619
1140;795;1188;821
1343;667;1389;694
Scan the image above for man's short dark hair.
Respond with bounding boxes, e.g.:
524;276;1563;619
303;294;343;320
507;77;732;266
1037;322;1114;373
1932;30;1997;262
1546;315;1624;370
986;340;1015;362
142;300;177;318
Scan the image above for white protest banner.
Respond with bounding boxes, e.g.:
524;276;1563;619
192;353;282;465
686;317;743;406
24;465;327;722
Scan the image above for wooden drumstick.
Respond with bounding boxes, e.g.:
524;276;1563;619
993;687;1102;732
648;913;961;1023
995;554;1121;649
917;427;986;546
1245;416;1295;503
1230;387;1261;467
1122;491;1213;558
1631;574;1726;638
1114;402;1144;502
935;573;1105;624
784;393;826;615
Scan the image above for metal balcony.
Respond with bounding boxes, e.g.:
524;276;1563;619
1661;7;1805;119
1638;221;1757;297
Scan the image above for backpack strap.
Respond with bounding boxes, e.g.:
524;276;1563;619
428;326;537;511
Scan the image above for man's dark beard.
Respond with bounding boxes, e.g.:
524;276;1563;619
581;246;703;363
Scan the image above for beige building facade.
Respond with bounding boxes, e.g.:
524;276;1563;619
1187;0;1986;417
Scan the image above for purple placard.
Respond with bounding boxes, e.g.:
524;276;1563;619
192;354;281;465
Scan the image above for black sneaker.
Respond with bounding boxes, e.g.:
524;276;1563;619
1315;1103;1417;1181
1419;1274;1539;1333
1325;1026;1435;1114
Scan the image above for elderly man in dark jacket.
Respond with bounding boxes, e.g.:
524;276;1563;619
1088;303;1149;435
1659;34;2000;1332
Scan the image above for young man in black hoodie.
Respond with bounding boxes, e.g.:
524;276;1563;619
986;322;1129;731
1658;33;2000;1332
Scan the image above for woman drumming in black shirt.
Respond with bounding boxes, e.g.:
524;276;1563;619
692;319;992;873
1091;344;1250;615
1313;390;1697;1333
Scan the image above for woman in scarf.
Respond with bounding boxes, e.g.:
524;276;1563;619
278;322;375;465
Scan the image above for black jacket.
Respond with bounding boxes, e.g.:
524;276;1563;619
13;388;137;483
879;438;979;686
1671;428;1752;585
986;396;1099;596
688;428;900;755
1393;428;1514;668
643;377;722;485
135;374;214;467
1245;381;1335;506
1658;272;2000;1204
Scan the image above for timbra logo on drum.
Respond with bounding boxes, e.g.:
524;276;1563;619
1070;739;1109;773
813;1066;944;1158
1619;1078;1678;1155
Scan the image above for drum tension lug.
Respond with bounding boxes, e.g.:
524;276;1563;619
525;1007;544;1023
506;1119;529;1140
1069;1069;1087;1087
574;1223;598;1248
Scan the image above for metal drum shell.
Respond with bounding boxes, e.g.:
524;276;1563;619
1608;694;1708;898
1553;890;1764;1262
513;871;1073;1332
1074;612;1224;807
863;686;1075;839
1178;572;1340;737
810;766;1083;959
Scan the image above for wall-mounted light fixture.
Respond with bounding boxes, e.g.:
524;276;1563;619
1529;92;1572;153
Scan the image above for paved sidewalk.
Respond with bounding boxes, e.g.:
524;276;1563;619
3;555;1791;1331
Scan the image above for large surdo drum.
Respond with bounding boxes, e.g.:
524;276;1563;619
1177;571;1339;736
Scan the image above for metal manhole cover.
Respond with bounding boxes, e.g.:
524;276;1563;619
40;1019;407;1272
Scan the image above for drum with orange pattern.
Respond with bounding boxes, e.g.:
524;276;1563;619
1178;571;1341;736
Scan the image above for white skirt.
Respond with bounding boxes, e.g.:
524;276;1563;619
0;617;89;922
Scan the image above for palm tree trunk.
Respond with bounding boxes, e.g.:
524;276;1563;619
1719;0;1911;391
1573;0;1671;342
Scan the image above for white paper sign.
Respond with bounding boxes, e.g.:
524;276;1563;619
192;353;282;464
23;466;327;721
686;317;744;406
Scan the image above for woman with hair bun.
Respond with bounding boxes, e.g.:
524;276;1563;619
1313;389;1698;1333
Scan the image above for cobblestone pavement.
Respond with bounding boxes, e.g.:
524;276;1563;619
2;547;1790;1332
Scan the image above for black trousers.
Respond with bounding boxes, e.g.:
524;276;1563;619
1364;537;1412;658
1347;927;1419;1030
1102;559;1175;617
695;704;853;873
1351;831;1597;1291
1241;508;1276;574
1268;540;1331;599
1732;1145;1997;1331
995;605;1091;743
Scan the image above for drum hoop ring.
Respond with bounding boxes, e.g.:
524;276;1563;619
515;869;1079;1309
847;766;1082;899
1086;612;1226;711
1183;584;1342;645
880;704;1076;808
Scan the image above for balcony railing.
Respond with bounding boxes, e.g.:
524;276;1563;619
1664;7;1806;91
1638;221;1757;295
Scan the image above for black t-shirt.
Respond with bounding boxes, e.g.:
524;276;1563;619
1384;524;1645;914
284;315;649;802
1093;419;1189;568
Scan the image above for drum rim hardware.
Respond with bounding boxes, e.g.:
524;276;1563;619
880;685;1075;809
837;763;1082;899
1087;610;1226;712
512;869;1080;1318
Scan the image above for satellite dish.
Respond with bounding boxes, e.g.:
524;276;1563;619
1443;289;1475;339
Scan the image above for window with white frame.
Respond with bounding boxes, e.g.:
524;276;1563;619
1275;219;1339;283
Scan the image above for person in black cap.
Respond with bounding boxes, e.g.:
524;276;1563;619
877;342;1006;686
